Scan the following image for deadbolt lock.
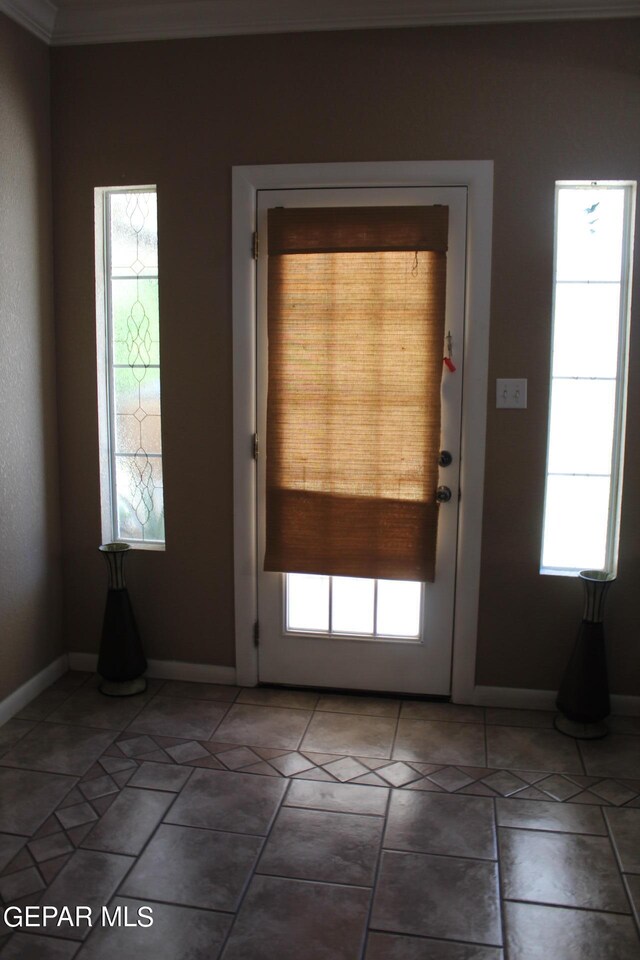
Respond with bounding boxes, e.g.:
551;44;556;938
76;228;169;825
438;450;453;467
436;485;452;503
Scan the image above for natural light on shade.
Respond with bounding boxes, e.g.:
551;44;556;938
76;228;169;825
286;574;422;638
541;182;635;575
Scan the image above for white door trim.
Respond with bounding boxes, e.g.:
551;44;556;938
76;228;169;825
232;160;493;703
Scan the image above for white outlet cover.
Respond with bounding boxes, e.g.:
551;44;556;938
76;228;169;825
496;378;527;409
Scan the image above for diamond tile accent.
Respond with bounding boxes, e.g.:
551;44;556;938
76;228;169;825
537;775;583;801
407;762;445;776
572;790;611;805
458;782;500;798
58;787;85;809
1;848;33;876
405;778;446;792
79;774;119;801
112;768;136;788
301;752;344;765
28;832;73;863
217;746;263;770
427;766;475;792
269;753;316;776
291;767;337;782
509;786;552;801
99;756;138;775
0;866;46;902
166;741;210;763
513;771;550;785
481;771;529;797
242;761;284;777
376;762;422;787
55;803;98;830
92;794;118;816
351;773;389;786
39;853;73;885
66;822;95;846
117;735;158;758
356;757;392;771
33;816;63;840
590;779;638;806
322;757;370;782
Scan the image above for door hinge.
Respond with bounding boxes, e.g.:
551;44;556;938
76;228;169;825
252;231;259;260
252;432;259;460
253;620;260;646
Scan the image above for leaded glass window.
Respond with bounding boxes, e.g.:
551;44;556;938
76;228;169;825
95;187;165;546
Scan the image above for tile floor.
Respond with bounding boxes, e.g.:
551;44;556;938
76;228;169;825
0;672;639;958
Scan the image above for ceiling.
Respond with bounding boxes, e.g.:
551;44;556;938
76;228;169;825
1;0;638;46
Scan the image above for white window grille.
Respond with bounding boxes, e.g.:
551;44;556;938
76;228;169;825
541;181;636;576
95;187;165;547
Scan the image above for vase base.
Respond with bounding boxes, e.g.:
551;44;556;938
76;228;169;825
554;713;608;740
99;677;147;697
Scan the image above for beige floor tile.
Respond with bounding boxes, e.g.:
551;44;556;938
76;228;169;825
317;694;400;718
165;767;287;834
371;850;501;945
486;726;583;774
495;797;606;834
393;719;486;766
284;777;389;816
222;875;370;960
301;712;396;759
213;704;312;750
366;933;503;959
580;734;640;779
257;806;383;885
401;701;484;723
504;901;640;960
384;790;496;859
499;827;629;912
604;806;640;872
120;823;261;911
78;897;231;960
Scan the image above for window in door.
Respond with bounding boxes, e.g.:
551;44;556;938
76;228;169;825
286;574;423;639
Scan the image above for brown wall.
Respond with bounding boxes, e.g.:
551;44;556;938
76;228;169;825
0;14;62;700
50;20;640;694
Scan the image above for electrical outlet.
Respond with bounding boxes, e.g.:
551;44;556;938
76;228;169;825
496;378;527;409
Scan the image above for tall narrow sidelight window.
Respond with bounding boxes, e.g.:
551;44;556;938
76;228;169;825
95;187;165;547
541;181;636;576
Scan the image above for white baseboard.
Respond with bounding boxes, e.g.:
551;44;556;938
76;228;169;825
0;654;69;726
67;652;237;686
473;684;640;717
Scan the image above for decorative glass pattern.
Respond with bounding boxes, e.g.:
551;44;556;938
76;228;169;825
106;190;164;543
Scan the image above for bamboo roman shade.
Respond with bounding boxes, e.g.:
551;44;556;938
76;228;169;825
264;205;449;582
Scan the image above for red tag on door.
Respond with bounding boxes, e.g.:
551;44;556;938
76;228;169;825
443;357;457;373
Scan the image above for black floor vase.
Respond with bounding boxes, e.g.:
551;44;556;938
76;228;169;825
97;543;147;695
555;570;613;739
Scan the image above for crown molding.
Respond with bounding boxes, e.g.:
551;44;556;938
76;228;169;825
2;0;639;47
0;0;56;42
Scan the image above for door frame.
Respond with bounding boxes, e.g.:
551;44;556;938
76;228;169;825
232;160;493;703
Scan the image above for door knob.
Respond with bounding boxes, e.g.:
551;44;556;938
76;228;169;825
438;450;453;467
436;485;452;503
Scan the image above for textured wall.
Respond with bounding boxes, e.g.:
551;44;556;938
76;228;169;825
50;20;640;693
0;14;62;700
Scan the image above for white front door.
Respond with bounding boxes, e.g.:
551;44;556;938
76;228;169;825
256;186;467;695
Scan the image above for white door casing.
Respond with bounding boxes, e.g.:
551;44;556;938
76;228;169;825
232;161;493;702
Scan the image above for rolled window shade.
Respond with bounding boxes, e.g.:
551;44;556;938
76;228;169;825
264;205;449;583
